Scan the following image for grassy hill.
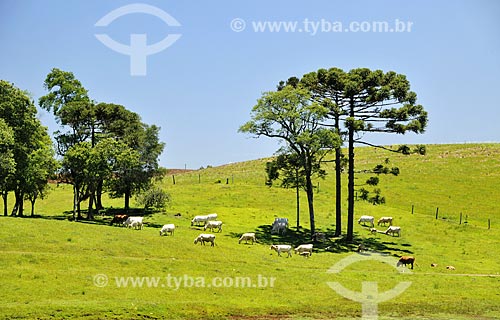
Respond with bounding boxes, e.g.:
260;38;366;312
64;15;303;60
1;143;499;319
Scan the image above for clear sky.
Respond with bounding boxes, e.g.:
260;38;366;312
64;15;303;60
1;0;499;169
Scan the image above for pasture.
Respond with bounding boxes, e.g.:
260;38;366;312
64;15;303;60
1;143;499;319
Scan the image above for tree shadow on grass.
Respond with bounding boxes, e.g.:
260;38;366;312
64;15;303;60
28;207;161;228
227;224;414;256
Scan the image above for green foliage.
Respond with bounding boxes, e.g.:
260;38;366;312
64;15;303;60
136;187;171;211
0;118;16;194
39;69;165;215
0;80;56;216
366;176;379;186
293;67;428;241
240;85;341;234
39;68;90;116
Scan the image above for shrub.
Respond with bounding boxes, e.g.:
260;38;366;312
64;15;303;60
136;187;171;211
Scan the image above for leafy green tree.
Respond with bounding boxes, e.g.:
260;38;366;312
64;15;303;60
105;145;143;212
277;68;428;241
0;118;16;216
296;68;348;237
0;80;56;216
40;69;165;215
61;141;91;220
240;85;341;236
338;68;427;241
24;139;59;216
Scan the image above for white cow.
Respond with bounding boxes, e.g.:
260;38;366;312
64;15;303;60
159;224;175;236
124;216;143;230
294;244;313;256
206;213;218;221
377;217;393;226
385;226;401;237
204;220;223;232
191;215;209;226
271;222;287;234
270;244;292;257
238;232;256;244
271;218;288;235
194;234;216;246
358;215;375;227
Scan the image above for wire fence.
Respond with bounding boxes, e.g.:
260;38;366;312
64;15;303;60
409;204;494;230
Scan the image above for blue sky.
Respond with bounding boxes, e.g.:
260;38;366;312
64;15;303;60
1;0;499;169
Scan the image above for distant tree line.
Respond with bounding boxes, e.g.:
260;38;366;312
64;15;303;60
0;68;165;219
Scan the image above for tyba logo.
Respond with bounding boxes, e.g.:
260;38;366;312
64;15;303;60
95;3;181;76
326;253;412;320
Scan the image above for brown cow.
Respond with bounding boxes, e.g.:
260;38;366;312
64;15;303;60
109;214;128;226
397;256;415;269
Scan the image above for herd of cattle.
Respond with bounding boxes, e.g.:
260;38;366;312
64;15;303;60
108;213;455;269
357;215;402;236
108;214;313;258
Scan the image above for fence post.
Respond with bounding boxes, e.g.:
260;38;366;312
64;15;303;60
411;205;414;215
459;212;462;224
199;174;201;183
488;219;491;229
435;207;439;220
172;175;176;185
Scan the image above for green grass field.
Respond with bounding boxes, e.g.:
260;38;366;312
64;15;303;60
1;143;499;319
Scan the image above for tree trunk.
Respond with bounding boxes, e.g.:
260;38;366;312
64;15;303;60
96;180;104;210
334;114;343;237
11;189;24;217
18;194;24;217
295;169;300;230
87;188;94;220
73;185;78;220
77;199;82;220
30;198;36;216
124;187;131;213
2;192;7;216
346;102;355;242
10;201;18;216
304;160;315;237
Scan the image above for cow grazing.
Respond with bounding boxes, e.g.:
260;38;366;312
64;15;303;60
270;244;292;257
191;215;209;226
446;265;456;270
385;226;401;237
194;234;216;246
397;256;415;269
358;215;375;227
238;233;256;244
377;217;393;226
109;214;128;226
124;216;143;230
204;220;223;232
159;224;175;236
294;244;313;256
